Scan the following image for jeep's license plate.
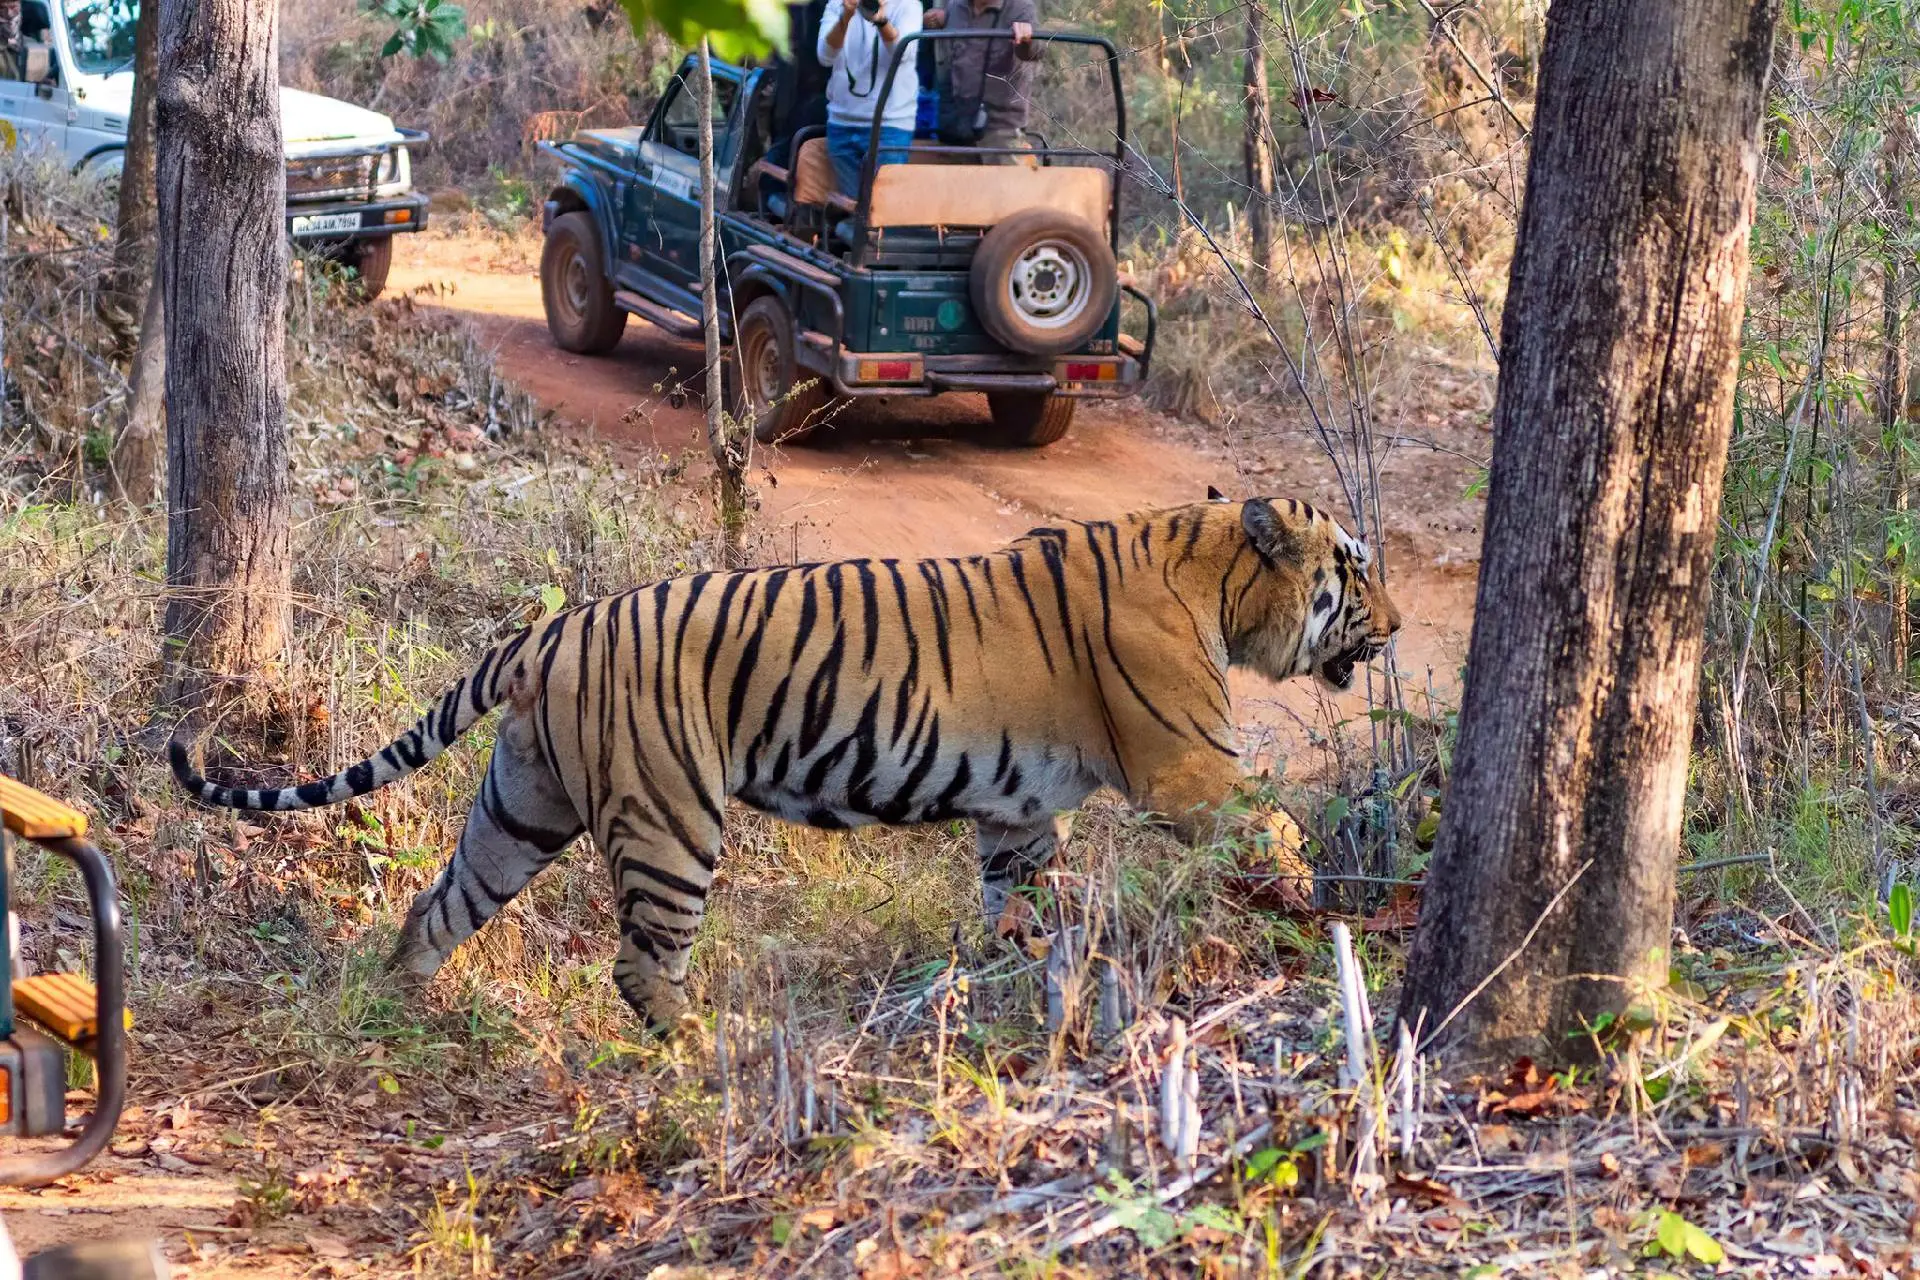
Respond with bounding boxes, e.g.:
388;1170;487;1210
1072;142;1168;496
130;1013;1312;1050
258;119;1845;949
290;211;363;237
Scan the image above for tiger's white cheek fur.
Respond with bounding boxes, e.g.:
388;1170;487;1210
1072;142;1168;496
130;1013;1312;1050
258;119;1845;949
1295;581;1343;675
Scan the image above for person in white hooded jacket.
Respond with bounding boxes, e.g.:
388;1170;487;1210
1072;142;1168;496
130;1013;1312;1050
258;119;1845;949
816;0;924;198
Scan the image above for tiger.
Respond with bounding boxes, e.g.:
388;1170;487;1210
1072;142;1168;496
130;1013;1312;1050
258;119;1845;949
171;493;1401;1031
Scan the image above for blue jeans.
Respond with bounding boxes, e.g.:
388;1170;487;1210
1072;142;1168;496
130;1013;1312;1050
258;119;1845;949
826;122;912;198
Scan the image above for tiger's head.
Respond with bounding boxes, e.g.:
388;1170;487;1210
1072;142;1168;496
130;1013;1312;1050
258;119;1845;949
1211;490;1402;692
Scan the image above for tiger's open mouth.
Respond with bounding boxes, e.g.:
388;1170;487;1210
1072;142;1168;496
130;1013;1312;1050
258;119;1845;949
1316;637;1387;691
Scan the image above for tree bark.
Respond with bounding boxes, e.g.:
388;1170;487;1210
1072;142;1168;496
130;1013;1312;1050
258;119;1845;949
1242;0;1274;268
156;0;291;721
110;284;165;509
107;0;162;342
696;38;750;568
1398;0;1782;1069
106;0;164;506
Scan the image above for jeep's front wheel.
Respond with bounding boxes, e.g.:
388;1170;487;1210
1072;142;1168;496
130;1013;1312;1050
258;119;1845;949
541;211;627;354
733;296;829;446
343;236;393;301
986;391;1076;447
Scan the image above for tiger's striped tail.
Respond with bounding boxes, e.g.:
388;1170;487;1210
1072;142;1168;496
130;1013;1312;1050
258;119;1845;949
169;636;523;813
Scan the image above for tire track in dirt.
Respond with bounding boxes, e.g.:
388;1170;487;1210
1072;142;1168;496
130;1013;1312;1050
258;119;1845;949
389;232;1482;767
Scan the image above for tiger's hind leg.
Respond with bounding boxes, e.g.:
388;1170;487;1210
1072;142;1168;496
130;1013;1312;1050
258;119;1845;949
601;793;725;1035
387;713;583;994
977;815;1071;938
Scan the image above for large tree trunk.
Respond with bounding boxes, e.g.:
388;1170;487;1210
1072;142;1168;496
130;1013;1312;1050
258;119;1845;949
1398;0;1781;1069
106;0;164;506
156;0;291;721
1242;0;1274;268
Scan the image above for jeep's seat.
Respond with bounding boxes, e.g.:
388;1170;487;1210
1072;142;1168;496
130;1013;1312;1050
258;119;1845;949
866;163;1109;234
792;136;843;209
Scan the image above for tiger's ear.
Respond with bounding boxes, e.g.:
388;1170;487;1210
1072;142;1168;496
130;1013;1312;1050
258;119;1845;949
1206;485;1230;502
1240;497;1301;565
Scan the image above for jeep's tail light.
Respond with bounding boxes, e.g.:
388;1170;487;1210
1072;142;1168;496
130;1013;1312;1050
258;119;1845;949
384;208;413;225
1058;359;1119;383
856;358;920;383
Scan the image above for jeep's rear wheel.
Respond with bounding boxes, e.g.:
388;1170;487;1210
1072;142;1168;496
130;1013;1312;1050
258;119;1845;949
343;235;393;301
541;211;627;354
734;296;829;446
970;210;1116;357
986;391;1076;447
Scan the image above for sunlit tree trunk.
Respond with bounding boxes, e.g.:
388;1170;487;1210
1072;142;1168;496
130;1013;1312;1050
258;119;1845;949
1398;0;1783;1069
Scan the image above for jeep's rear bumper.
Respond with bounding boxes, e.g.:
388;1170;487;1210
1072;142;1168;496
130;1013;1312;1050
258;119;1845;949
815;346;1146;399
286;193;429;242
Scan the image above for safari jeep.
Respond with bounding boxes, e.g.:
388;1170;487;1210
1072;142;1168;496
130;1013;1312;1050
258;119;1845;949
0;0;429;298
536;29;1154;448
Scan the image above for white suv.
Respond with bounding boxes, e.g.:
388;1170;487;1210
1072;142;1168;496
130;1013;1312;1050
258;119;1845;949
0;0;430;298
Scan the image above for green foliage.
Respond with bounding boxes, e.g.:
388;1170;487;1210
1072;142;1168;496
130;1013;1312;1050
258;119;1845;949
1890;881;1915;955
1649;1211;1725;1266
1242;1132;1327;1191
1092;1172;1181;1248
618;0;788;62
365;0;467;62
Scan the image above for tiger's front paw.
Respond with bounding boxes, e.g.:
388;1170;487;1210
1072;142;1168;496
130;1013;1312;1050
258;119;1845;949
623;974;694;1039
1243;806;1314;912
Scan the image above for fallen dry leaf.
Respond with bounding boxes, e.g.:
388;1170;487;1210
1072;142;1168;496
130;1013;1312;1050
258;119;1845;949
1476;1123;1523;1153
1388;1174;1459;1206
305;1233;352;1259
1684;1141;1726;1168
1361;886;1422;932
994;894;1036;939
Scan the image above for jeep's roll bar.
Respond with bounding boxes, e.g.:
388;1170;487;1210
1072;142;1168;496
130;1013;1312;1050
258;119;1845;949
858;29;1127;257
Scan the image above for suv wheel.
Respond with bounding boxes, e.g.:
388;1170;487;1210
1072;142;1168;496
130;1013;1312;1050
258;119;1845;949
970;210;1116;357
541;211;627;354
986;391;1076;447
733;296;829;446
343;236;393;302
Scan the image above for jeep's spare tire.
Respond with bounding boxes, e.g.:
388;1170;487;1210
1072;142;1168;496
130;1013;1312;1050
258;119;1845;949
969;209;1116;357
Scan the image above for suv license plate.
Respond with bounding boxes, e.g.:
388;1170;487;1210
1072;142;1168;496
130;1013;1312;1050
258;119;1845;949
291;212;363;237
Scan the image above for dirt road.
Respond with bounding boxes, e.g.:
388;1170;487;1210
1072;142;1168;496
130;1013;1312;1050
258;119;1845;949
388;230;1483;759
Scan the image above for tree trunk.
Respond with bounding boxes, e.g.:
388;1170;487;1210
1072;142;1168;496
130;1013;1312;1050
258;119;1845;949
156;0;291;721
696;38;750;567
1884;118;1911;685
110;285;165;510
106;0;162;344
106;0;164;506
1242;0;1274;268
1397;0;1781;1069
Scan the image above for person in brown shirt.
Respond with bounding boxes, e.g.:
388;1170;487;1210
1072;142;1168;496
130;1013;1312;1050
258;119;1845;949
924;0;1040;164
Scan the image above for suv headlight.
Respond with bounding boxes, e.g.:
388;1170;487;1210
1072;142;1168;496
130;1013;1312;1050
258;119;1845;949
375;147;409;191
